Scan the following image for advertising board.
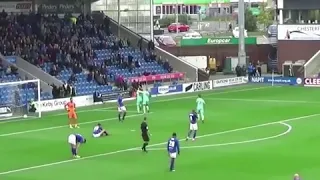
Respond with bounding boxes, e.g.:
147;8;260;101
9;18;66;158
250;76;302;85
213;77;248;88
278;25;320;40
0;2;32;13
304;78;320;87
0;106;12;118
151;85;183;95
35;95;93;112
183;80;213;93
128;73;184;83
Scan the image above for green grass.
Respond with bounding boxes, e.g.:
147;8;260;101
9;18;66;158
0;85;320;180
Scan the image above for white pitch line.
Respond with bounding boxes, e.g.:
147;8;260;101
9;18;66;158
147;122;292;150
0;86;269;126
207;98;320;104
0;113;153;137
0;113;316;175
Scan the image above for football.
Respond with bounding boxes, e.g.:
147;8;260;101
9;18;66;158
23;114;28;118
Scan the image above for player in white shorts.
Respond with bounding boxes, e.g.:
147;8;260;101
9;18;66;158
68;133;86;158
92;123;109;138
186;110;198;141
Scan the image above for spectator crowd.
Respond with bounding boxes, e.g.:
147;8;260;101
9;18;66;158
0;10;174;99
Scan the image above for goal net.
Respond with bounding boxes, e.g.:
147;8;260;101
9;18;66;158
0;79;41;121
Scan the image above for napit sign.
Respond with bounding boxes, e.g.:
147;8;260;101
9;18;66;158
278;25;320;40
151;85;183;95
0;2;32;13
213;77;248;88
183;80;213;93
35;95;93;112
250;76;302;85
304;78;320;87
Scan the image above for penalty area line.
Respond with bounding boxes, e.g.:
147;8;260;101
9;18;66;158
0;114;315;175
147;122;292;151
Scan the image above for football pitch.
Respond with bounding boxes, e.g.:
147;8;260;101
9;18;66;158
1;84;320;180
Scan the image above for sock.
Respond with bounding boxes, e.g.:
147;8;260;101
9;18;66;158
118;113;121;121
193;130;197;139
143;106;146;114
187;130;192;138
201;114;205;121
142;142;148;151
122;112;126;120
146;106;149;112
137;105;140;113
170;158;175;171
69;124;73;128
71;148;77;156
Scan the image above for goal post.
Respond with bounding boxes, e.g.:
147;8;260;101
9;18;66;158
0;79;41;121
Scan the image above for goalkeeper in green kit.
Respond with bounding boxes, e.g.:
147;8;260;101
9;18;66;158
196;94;206;123
136;88;143;113
142;89;150;114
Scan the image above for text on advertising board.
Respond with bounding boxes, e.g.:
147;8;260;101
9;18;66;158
0;2;32;12
150;85;183;95
304;78;320;87
193;81;211;91
183;80;213;93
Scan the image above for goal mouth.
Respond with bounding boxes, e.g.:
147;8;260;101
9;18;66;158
0;79;41;122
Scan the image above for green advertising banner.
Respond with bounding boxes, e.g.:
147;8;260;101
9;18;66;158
180;37;257;46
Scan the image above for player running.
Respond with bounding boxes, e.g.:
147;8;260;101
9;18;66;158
65;97;79;128
186;110;198;141
68;133;86;158
117;94;127;122
167;132;180;172
92;123;109;137
142;89;150;114
136;88;143;113
196;94;205;123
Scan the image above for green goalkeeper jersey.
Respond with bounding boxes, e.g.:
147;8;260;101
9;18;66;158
136;90;143;102
196;98;205;110
142;91;150;102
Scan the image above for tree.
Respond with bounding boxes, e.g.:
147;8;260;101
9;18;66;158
245;9;257;32
257;3;273;29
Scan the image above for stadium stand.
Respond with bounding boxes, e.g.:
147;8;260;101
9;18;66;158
0;12;181;103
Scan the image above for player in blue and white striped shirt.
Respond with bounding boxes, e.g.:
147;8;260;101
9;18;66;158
186;110;198;141
167;132;180;172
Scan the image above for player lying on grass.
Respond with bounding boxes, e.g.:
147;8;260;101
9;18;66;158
93;123;109;137
186;110;198;141
68;133;86;158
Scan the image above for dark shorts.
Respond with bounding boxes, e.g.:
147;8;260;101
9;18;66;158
142;133;149;142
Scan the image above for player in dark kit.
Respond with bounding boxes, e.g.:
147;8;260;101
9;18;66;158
141;117;150;152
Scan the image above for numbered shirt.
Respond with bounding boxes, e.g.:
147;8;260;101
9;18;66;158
167;137;180;153
189;113;198;124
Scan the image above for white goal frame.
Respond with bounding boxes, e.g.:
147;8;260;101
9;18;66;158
0;79;41;118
